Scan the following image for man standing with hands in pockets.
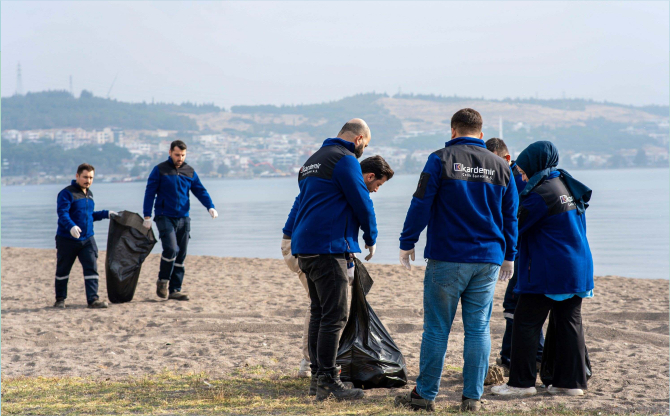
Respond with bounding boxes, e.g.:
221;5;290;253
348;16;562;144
143;140;217;301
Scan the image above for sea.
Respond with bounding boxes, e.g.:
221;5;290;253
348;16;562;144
2;168;668;280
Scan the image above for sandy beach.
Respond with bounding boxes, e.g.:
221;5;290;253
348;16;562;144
2;246;668;414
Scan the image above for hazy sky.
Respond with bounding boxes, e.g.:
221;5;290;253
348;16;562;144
2;1;668;107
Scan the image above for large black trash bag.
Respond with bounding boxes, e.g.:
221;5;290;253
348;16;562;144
106;210;157;303
540;310;592;386
336;258;408;389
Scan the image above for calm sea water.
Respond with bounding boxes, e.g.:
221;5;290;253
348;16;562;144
2;168;668;280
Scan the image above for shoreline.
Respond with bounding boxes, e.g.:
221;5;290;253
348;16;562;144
2;247;668;414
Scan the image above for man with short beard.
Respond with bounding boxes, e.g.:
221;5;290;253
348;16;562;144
282;119;377;402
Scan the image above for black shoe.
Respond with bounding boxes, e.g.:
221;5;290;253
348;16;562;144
309;373;354;396
168;291;189;301
316;372;364;401
53;298;65;309
88;299;108;309
395;388;435;412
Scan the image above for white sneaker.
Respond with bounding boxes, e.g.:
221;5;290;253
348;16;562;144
547;385;584;396
491;384;537;396
298;358;310;378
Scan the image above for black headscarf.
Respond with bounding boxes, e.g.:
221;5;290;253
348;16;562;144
516;141;592;214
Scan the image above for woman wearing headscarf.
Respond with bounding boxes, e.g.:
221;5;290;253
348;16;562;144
491;141;593;397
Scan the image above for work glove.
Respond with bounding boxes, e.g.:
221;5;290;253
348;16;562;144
70;226;82;239
364;244;376;261
108;211;118;218
209;208;218;219
499;260;514;282
143;218;152;229
399;248;415;270
281;237;300;273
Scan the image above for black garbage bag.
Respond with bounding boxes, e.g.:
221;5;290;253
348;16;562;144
336;258;408;389
540;310;592;386
105;210;157;303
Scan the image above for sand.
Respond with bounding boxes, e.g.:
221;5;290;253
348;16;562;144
2;247;668;414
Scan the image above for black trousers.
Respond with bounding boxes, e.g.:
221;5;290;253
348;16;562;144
55;235;99;304
155;216;190;293
298;254;348;376
508;294;587;389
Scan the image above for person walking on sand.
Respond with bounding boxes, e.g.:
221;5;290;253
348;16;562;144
54;163;116;309
485;138;545;375
282;119;377;401
394;109;519;412
491;141;593;397
281;155;394;378
143;140;217;301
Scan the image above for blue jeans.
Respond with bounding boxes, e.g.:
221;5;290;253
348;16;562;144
416;260;499;401
155;216;190;293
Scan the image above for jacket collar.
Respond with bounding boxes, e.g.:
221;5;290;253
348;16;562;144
70;179;89;195
510;161;517;170
323;138;356;153
167;156;188;169
445;137;486;149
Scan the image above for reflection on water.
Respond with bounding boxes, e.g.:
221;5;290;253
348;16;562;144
2;168;668;279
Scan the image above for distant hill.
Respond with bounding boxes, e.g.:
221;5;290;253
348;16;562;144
1;90;222;131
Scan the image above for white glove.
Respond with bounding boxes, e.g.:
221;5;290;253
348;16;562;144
399;248;415;270
108;211;118;218
209;208;218;219
281;238;300;273
143;218;152;229
70;226;82;239
364;244;376;261
499;260;514;282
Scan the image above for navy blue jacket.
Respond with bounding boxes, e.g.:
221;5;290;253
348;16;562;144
283;138;377;255
510;161;527;195
515;171;594;294
399;137;519;265
56;180;109;241
143;158;215;218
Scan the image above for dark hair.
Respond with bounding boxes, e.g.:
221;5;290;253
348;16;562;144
360;155;394;181
451;108;483;135
77;163;95;175
338;120;369;138
170;140;187;151
486;138;509;157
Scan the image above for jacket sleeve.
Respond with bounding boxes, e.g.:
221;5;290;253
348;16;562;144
502;167;519;261
282;195;300;237
92;210;109;221
332;155;378;247
143;166;160;218
399;154;442;250
518;192;547;235
190;171;215;210
57;190;77;231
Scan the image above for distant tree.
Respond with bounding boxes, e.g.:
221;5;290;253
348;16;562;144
217;163;230;176
608;154;627;169
130;165;142;177
199;160;214;174
576;155;587;169
634;149;648;167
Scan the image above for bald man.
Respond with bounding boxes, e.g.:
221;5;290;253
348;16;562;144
283;119;377;401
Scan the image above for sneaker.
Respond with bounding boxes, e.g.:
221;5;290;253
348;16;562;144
88;299;108;309
460;398;482;412
309;373;354;396
394;388;435;412
168;291;189;301
298;358;310;378
547;385;584;396
156;280;168;298
491;384;537;396
316;372;364;401
496;357;510;377
53;298;65;308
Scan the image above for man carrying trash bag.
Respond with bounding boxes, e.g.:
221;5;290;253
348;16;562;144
142;140;218;301
283;119;377;402
54;163;116;309
395;109;519;412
